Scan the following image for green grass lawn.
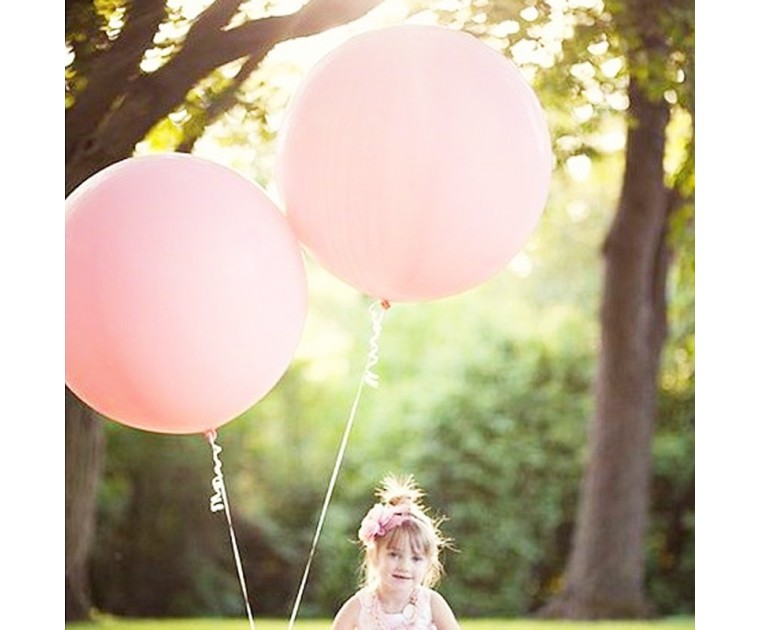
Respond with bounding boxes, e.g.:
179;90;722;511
66;617;695;630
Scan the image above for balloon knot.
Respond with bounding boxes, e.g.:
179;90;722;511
380;300;391;310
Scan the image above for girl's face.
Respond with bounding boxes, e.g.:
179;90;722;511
374;535;431;594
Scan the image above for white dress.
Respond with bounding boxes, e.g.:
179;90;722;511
356;586;437;630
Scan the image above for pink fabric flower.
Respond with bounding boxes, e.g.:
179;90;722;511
358;502;412;545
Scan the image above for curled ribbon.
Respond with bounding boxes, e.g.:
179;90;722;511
208;432;225;513
205;429;255;630
363;299;390;388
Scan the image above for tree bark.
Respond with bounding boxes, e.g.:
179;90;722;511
539;78;671;619
65;388;105;621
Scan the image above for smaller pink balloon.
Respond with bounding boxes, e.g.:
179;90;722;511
66;154;308;434
277;25;553;302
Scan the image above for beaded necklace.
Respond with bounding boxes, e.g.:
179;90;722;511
369;587;420;630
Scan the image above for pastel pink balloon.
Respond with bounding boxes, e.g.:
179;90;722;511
276;24;553;302
66;154;307;434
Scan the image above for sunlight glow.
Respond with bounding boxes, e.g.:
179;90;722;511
583;83;604;105
606;92;629;111
510;38;539;65
232;0;308;26
402;9;441;25
663;107;693;182
566;154;592;181
535;46;558;68
557;134;583;154
436;0;467;11
103;6;126;40
491;19;521;37
567;200;590;222
573;103;594;123
508;252;534;278
154;21;182;45
520;6;539;21
141;47;175;73
597;129;626;153
600;57;623;78
168;0;216;20
570;61;595;81
587;39;609;55
569;0;603;8
168;108;190;124
219;59;247;79
662;348;693;392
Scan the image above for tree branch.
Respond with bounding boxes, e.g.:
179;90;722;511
66;0;169;160
67;0;385;193
156;0;385;85
176;55;260;154
186;0;246;35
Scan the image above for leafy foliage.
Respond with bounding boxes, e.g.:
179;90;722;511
419;337;593;616
647;386;694;614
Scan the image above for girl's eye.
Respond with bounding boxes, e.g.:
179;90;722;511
412;556;423;562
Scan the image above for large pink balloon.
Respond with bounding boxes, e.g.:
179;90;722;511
276;25;553;302
66;153;307;434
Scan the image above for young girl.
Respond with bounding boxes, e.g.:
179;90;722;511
332;475;461;630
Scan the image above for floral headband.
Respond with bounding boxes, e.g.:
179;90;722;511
358;502;414;545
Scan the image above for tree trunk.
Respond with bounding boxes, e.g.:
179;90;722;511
539;78;671;619
65;388;105;621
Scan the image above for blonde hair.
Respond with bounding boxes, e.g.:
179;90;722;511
359;474;451;588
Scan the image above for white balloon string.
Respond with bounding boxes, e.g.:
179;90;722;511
363;299;389;388
287;299;390;630
206;429;256;630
